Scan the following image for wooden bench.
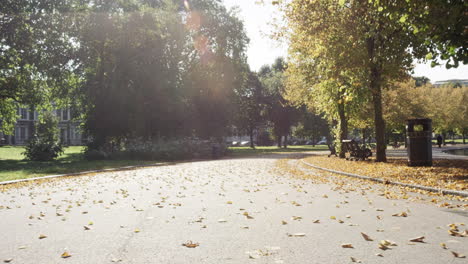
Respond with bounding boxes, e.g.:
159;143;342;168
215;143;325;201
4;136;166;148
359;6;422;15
341;139;372;161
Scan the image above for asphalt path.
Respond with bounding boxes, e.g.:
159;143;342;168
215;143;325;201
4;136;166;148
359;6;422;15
0;154;467;263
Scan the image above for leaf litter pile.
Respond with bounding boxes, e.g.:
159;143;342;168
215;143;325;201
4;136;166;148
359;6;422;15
303;156;468;191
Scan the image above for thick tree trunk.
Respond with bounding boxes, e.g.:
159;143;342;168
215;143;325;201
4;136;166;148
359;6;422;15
283;134;288;148
367;37;386;162
463;129;466;144
371;82;386;162
249;128;255;149
337;103;348;158
277;135;282;148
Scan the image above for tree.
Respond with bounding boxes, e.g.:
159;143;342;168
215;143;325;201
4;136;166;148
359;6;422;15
0;0;80;134
259;59;299;148
293;109;330;145
281;0;466;162
75;0;249;150
23;111;63;161
233;71;265;149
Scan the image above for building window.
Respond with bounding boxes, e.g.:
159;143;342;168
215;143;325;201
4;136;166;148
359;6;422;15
20;108;28;120
20;127;26;140
62;109;69;121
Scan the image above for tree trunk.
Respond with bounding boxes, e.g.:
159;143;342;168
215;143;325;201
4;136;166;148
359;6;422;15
367;37;386;162
442;132;447;146
277;135;282;148
403;130;407;148
337;102;348;158
463;129;466;144
249;128;255;149
362;128;366;145
283;134;288;148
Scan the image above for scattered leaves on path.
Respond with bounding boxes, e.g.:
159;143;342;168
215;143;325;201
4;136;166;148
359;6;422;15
182;241;199;248
361;232;373;241
287;233;306;237
392;212;408;217
409;236;425;243
451;251;466;258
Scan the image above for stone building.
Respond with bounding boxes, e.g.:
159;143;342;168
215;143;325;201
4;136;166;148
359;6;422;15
0;107;83;146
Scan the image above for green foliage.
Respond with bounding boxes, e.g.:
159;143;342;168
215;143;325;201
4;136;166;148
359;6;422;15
259;58;300;147
233;71;265;147
23;112;64;161
84;138;227;161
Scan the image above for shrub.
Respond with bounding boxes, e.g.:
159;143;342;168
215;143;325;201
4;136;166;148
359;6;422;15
84;138;228;161
23;112;64;161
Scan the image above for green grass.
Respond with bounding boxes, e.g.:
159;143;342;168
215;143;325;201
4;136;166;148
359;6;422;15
0;144;329;182
0;146;158;182
228;145;329;157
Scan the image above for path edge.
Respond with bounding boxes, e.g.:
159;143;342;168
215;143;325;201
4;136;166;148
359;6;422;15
0;163;168;186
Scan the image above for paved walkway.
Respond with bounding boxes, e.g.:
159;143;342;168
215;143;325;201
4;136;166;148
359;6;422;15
0;154;467;263
386;145;468;160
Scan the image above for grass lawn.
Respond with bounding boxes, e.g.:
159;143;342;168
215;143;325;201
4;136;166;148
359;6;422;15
228;145;329;157
0;144;328;182
0;146;158;182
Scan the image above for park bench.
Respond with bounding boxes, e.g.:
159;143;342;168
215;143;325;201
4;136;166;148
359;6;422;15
341;139;372;161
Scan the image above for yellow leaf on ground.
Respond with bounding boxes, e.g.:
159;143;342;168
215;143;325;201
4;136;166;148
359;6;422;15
182;241;199;248
61;252;71;258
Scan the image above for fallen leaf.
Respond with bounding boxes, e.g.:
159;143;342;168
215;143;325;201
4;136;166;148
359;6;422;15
313;219;320;223
440;243;447;249
182;241;199;248
61;252;71;258
218;219;227;223
3;258;13;263
134;228;140;233
341;243;354;248
376;253;384;257
361;232;373;241
281;221;287;225
392;212;408;217
350;257;361;263
409;236;425;243
38;234;47;239
287;233;306;237
83;226;91;230
451;251;466;258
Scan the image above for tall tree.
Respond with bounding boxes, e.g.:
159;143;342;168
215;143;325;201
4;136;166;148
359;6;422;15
259;58;299;148
281;0;466;161
233;71;265;148
0;0;80;133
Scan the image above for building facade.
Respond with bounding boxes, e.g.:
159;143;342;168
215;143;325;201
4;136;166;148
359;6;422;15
0;107;83;146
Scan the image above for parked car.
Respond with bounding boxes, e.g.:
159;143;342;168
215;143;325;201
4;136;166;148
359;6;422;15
239;141;250;147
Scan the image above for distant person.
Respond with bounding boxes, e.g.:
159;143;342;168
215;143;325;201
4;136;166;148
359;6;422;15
436;134;443;148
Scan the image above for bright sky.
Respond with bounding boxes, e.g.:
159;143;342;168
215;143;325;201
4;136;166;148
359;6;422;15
222;0;467;83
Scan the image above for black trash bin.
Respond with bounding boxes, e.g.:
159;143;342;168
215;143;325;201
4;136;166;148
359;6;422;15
406;119;432;166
